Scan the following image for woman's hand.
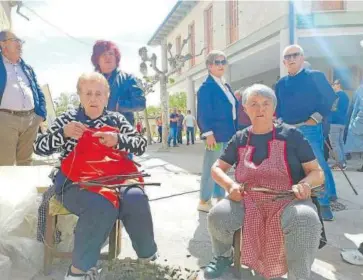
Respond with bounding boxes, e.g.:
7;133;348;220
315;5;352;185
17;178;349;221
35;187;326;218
93;131;119;147
206;134;217;150
63;121;87;139
292;183;311;200
227;182;244;202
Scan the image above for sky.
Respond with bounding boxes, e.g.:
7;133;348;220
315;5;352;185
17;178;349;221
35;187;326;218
11;0;178;106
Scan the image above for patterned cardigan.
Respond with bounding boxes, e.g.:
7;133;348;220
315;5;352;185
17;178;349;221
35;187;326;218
33;107;147;159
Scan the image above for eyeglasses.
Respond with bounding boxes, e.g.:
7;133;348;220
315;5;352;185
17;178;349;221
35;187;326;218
3;38;25;45
214;59;227;66
283;52;301;60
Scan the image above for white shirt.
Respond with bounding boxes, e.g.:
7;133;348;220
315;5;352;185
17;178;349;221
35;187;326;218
184;114;195;127
0;55;35;111
211;74;236;120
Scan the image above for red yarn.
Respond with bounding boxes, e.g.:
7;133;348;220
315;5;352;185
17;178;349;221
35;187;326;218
61;125;142;208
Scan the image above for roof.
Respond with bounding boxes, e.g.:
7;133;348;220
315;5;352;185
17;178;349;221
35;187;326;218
147;0;198;46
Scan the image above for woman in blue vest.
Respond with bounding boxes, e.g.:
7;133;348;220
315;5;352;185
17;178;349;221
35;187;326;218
196;50;238;212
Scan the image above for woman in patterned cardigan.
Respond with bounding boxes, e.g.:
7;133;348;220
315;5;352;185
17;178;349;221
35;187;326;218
34;72;157;280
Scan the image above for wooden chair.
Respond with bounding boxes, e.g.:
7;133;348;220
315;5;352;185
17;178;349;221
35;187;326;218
233;228;242;278
43;196;122;275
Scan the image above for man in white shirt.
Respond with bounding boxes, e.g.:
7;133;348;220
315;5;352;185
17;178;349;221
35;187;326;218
0;30;46;165
183;110;197;145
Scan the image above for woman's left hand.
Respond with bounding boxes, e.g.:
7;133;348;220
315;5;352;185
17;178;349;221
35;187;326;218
93;131;118;147
292;183;311;200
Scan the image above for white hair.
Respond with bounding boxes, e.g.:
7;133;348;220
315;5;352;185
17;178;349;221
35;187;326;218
282;44;304;57
205;50;227;68
242;84;277;109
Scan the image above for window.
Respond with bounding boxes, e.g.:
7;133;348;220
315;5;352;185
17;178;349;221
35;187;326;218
189;22;196;67
228;0;239;44
204;5;213;54
312;0;344;11
175;36;181;74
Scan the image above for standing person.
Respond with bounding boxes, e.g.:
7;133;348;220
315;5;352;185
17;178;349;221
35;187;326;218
156;116;162;143
235;88;251;130
275;44;337;221
167;107;178;147
329;79;349;170
0;30;47;166
91;40;145;126
197;50;238;212
183;110;197;145
345;84;363;171
177;109;184;144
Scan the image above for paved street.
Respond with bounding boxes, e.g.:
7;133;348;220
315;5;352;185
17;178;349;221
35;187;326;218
30;140;363;280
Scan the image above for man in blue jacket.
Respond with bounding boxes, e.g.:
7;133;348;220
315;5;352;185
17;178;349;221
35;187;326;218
91;40;145;126
197;50;238;213
0;30;46;166
275;44;337;221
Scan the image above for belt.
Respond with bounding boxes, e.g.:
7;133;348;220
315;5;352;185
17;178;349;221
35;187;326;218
0;108;35;117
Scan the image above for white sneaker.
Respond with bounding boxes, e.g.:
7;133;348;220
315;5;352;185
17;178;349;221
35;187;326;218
197;201;213;213
341;249;363;265
64;267;100;280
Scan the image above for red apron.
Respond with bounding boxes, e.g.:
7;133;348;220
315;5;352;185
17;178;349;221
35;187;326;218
235;127;293;279
60;125;143;208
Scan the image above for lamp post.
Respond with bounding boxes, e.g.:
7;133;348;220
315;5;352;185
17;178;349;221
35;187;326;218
138;35;205;150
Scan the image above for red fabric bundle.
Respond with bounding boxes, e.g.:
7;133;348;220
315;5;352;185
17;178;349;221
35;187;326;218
60;125;143;208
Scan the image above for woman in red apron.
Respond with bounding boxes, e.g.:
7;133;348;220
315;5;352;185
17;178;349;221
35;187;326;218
204;84;325;279
34;72;157;280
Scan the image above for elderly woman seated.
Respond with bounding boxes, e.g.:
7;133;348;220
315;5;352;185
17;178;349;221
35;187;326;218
204;84;325;280
34;72;157;280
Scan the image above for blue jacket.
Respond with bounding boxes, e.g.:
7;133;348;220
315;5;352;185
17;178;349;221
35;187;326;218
0;54;47;119
197;75;238;143
329;90;349;125
106;69;145;125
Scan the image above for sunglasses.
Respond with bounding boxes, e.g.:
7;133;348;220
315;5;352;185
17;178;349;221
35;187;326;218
4;38;25;45
283;52;301;60
214;59;227;66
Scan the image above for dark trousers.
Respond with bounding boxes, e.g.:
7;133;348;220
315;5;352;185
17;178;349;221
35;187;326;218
186;127;195;144
55;177;157;271
158;126;162;143
177;126;183;144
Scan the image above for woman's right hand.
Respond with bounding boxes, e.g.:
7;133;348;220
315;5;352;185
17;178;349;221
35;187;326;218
63;121;87;139
227;182;244;202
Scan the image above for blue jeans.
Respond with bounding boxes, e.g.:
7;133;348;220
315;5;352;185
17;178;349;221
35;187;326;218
55;173;157;271
167;127;177;146
298;124;336;206
200;142;228;201
186;127;195;144
329;124;346;166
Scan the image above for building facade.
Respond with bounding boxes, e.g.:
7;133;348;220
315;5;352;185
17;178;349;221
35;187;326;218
148;0;363;115
0;1;12;30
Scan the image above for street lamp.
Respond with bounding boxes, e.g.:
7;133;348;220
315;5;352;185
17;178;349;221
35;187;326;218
138;35;205;150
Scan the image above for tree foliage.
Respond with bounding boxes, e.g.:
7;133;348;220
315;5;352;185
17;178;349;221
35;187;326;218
54;92;79;116
169;92;187;112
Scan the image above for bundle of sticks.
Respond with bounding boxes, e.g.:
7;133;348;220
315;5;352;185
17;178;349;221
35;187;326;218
76;171;161;189
243;184;325;205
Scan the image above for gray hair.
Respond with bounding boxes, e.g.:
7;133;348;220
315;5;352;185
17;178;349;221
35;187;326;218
282;44;304;56
242;84;277;109
303;61;311;70
0;30;9;41
205;50;227;68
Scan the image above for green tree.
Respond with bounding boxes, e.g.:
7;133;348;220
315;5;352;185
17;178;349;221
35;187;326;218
169;92;187;112
54;92;80;116
146;105;161;117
